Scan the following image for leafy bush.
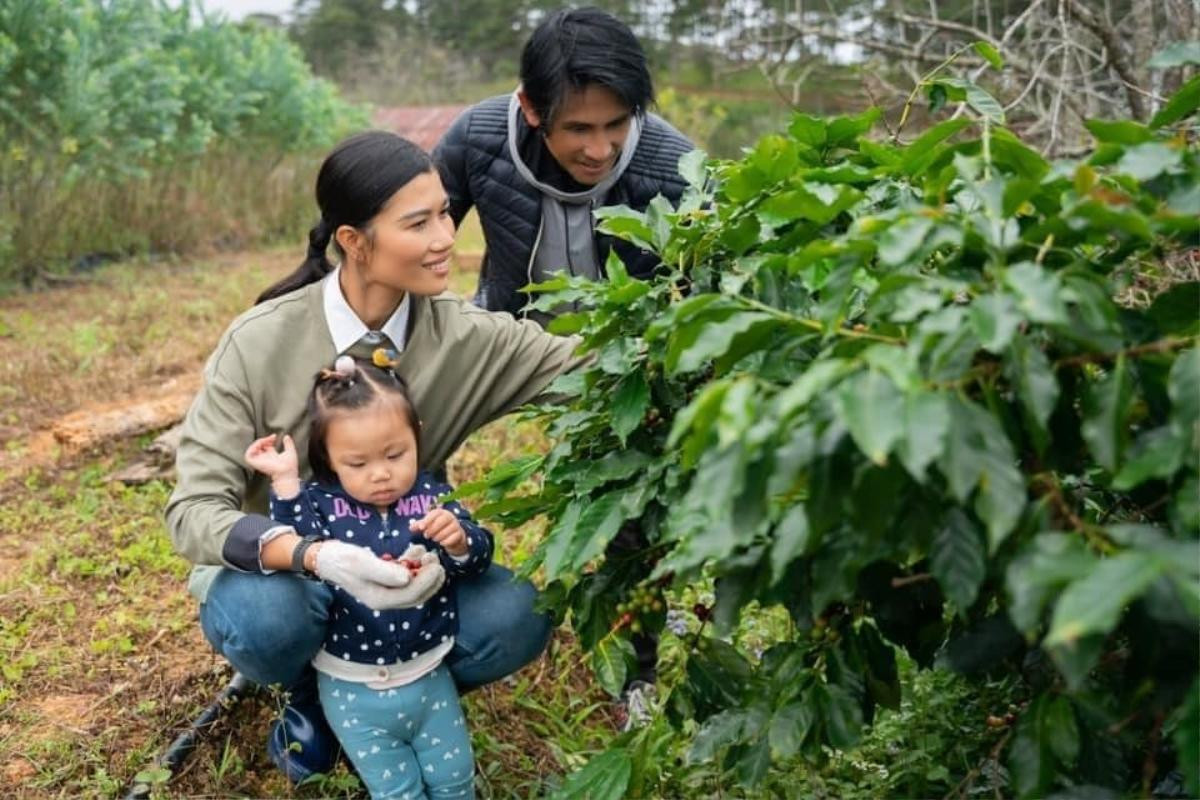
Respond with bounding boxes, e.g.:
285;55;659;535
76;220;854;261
464;74;1200;798
0;0;363;285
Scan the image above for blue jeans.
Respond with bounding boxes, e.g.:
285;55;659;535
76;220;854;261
198;564;552;694
319;667;474;799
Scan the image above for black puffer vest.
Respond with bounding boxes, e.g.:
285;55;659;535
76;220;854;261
434;94;694;317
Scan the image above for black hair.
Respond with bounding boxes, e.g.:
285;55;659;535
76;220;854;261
307;359;422;485
520;6;653;125
257;131;434;305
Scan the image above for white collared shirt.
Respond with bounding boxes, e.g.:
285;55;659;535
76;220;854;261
322;266;411;354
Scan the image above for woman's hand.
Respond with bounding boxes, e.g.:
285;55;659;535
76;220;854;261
314;540;445;609
410;508;468;556
244;433;301;498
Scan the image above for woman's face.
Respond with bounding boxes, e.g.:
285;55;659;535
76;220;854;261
347;169;456;296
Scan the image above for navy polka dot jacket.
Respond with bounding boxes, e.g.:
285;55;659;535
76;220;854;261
269;470;494;667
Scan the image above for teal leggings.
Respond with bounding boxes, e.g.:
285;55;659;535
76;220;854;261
318;667;475;799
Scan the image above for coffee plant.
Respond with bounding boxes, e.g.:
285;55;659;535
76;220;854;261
462;72;1200;798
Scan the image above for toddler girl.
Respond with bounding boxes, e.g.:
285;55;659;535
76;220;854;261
245;355;491;799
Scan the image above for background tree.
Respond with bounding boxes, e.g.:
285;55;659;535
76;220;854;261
735;0;1200;154
290;0;412;76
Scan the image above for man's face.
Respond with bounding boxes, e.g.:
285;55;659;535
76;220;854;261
521;85;633;186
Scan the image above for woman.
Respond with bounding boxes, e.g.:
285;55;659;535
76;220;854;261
165;132;582;784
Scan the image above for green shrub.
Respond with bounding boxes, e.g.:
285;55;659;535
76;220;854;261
465;73;1200;798
0;0;364;286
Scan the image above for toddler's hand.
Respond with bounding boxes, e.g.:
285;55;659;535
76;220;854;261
244;434;300;496
409;508;468;556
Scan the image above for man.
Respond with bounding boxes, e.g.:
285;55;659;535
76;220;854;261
434;6;693;725
434;6;694;320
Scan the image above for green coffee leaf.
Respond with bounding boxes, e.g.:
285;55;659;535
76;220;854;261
554;747;632;800
667;311;775;374
1150;74;1200;128
836;370;905;466
936;77;1005;122
1116;142;1183;180
1005;261;1069;325
768;702;815;758
877;216;933;267
1010;695;1055;799
1012;532;1080;633
610;371;649;445
815;682;863;749
1173;680;1200;797
736;735;772;786
971;293;1022;353
826;108;880;147
1084;119;1154;145
1008;337;1060;439
595;205;655;251
542;499;584;580
769;503;812;584
897;390;949;481
686;637;753;716
788;113;827;147
1045;696;1081;764
592;635;636;698
940;397;1026;550
1148;282;1200;336
901;118;972;175
689;709;749;762
1168;347;1199;434
678;148;708;190
931;509;987;613
1046;550;1166;647
1112;426;1186;489
775;359;855;418
1081;355;1134;473
973;41;1004;69
570;490;629;570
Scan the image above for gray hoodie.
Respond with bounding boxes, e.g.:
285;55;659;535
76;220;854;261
505;91;642;295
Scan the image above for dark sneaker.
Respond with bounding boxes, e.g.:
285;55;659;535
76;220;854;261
266;700;341;784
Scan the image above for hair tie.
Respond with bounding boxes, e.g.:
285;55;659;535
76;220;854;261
372;348;400;370
307;217;332;260
318;355;357;384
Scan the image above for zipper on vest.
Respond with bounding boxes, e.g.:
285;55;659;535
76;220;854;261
523;214;545;320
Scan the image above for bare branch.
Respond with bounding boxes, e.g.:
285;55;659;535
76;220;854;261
1063;0;1148;119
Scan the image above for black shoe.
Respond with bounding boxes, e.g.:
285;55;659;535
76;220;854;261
266;699;341;784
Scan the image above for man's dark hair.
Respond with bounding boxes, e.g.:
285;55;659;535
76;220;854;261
520;6;654;124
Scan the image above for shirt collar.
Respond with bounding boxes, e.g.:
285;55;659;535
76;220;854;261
322;267;411;355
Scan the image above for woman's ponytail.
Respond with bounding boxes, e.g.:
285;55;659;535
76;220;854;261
255;218;335;305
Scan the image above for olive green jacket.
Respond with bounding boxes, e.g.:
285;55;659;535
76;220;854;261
165;281;580;602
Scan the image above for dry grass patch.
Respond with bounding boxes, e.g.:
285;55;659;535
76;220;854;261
0;249;295;447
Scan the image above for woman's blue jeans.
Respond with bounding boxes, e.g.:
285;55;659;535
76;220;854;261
198;564;553;696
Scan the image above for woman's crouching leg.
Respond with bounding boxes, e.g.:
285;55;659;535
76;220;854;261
199;568;333;688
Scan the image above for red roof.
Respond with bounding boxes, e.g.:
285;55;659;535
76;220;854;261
373;106;468;152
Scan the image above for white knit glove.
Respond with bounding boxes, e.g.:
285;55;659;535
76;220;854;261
396;543;446;605
313;540;443;610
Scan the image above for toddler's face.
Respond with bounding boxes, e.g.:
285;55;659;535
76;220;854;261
324;399;418;511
